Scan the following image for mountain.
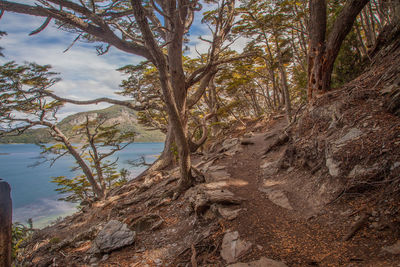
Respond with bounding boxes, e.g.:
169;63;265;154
0;105;165;143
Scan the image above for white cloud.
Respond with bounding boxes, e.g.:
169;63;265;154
0;11;141;119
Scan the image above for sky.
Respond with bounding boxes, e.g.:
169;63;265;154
0;1;244;120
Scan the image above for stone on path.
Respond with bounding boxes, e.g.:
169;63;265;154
259;188;293;210
90;220;135;253
227;257;288;267
260;160;279;176
220;231;252;264
217;206;242;221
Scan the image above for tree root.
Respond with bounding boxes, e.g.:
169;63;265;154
342;213;367;241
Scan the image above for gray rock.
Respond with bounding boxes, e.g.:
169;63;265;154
90;220;135;253
89;257;98;264
101;254;109;261
382;240;400;254
259;188;293;210
326;157;340;177
348;164;380;178
221;231;252;264
391;162;400;170
217;206;242;220
260;160;279;176
227;257;288;267
335;128;363;145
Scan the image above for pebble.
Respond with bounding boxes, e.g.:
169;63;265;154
101;254;109;261
89;257;98;264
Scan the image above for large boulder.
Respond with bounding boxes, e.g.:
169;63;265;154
90;220;135;253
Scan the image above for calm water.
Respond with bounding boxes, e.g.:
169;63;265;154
0;143;163;228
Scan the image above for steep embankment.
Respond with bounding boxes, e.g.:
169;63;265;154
15;25;400;266
0;105;165;143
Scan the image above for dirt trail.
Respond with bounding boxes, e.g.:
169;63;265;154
211;118;397;267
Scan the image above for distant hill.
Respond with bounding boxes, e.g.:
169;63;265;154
0;105;165;143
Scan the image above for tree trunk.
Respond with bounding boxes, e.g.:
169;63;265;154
132;0;194;194
273;32;292;122
53;127;105;199
308;0;369;101
307;0;327;100
0;179;12;267
148;123;175;172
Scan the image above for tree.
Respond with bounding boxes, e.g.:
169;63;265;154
0;0;243;193
307;0;369;100
0;62;133;200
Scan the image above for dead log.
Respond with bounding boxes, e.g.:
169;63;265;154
0;179;12;267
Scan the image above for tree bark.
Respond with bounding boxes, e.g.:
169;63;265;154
0;179;12;267
131;0;193;193
308;0;369;101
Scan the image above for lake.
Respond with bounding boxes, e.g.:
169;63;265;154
0;143;164;228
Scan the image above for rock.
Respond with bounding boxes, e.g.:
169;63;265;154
391;162;400;170
207;169;231;181
335;128;363;145
89;257;98;264
348;164;381;178
382;240;400;254
217;206;242;220
260;160;279;176
220;231;252;264
326;157;340;177
222;138;239;151
259;188;293;210
131;214;163;233
101;254;109;262
90;220;135;253
227;257;288;267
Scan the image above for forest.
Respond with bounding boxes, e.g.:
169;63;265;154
0;0;400;266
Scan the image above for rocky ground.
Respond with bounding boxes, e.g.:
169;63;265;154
15;25;400;267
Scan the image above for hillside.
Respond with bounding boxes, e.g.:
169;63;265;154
0;105;165;143
13;25;400;266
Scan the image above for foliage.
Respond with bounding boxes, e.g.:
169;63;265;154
12;220;34;259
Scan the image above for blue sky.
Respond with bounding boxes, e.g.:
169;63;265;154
0;1;245;120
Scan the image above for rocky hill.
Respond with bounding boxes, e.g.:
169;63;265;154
13;25;400;266
0;105;165;143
